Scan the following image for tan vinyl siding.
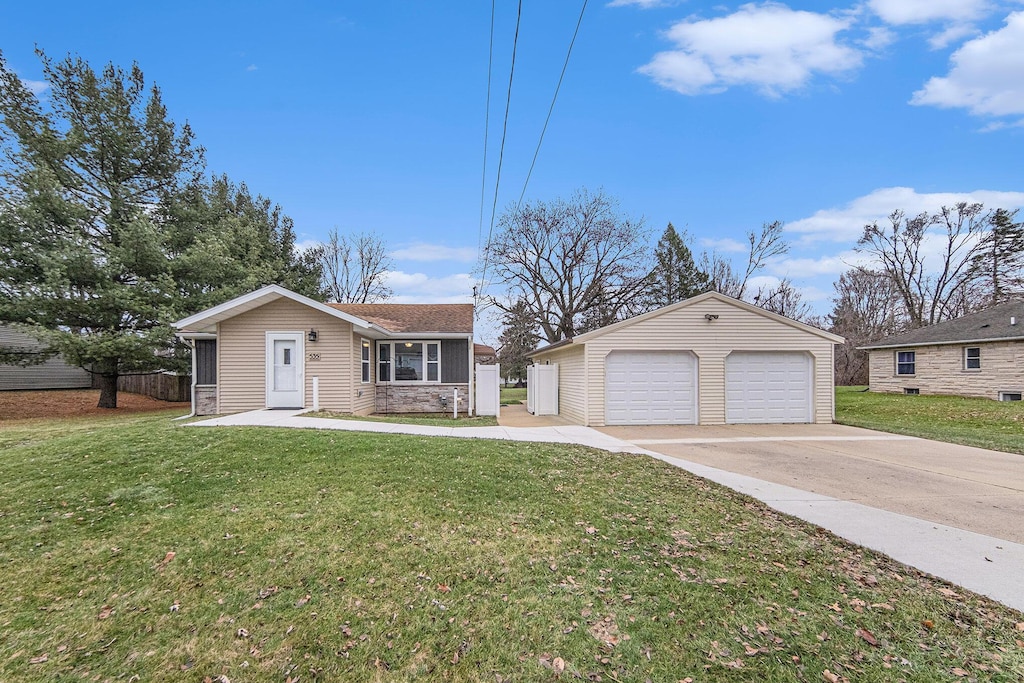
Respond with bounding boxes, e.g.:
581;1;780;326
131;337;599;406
580;298;835;426
217;298;355;414
353;334;375;415
868;341;1024;400
539;345;586;423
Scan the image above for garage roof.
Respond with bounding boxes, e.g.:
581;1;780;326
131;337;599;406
531;291;843;357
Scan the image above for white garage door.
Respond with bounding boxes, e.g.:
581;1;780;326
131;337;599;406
726;351;812;424
605;351;697;425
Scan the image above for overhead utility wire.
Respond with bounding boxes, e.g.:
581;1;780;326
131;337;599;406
476;0;496;268
478;0;523;302
516;0;589;210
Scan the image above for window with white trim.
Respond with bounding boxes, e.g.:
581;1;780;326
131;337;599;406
896;351;915;376
377;341;441;382
360;339;371;383
999;392;1022;402
964;347;981;371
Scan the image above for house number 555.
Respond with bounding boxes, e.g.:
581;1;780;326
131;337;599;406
307;353;321;361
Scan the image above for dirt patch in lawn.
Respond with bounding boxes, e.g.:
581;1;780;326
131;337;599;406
0;389;186;422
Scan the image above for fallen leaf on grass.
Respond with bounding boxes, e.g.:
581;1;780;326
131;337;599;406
295;594;311;607
822;669;849;683
938;587;960;599
98;605;113;620
552;657;566;674
1016;622;1024;632
857;628;880;647
951;667;969;677
29;654;48;664
154;551;176;571
437;584;451;593
922;620;934;630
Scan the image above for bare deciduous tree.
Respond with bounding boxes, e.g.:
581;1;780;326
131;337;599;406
701;220;789;299
752;278;812;322
857;203;989;328
312;228;392;303
483;189;650;343
828;268;903;385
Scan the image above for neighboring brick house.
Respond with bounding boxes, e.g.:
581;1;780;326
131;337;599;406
861;300;1024;401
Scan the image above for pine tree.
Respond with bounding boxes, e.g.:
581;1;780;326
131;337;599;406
497;300;540;386
646;223;710;308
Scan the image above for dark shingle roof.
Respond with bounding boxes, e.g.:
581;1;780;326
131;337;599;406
861;299;1024;349
329;303;473;334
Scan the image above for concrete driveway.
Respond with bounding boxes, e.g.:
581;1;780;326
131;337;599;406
597;423;1024;544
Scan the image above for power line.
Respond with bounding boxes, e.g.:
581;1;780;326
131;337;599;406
517;0;589;210
478;0;523;301
476;0;496;265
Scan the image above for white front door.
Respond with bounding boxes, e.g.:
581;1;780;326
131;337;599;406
266;333;304;408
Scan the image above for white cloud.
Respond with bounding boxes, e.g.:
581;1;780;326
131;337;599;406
787;186;1024;243
19;78;48;95
867;0;991;25
383;270;475;304
768;251;869;277
927;24;978;50
637;2;863;97
860;26;897;51
390;242;478;263
911;12;1024;117
246;64;258;72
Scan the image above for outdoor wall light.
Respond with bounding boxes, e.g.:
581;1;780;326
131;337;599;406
308;328;318;342
404;342;414;348
704;314;719;321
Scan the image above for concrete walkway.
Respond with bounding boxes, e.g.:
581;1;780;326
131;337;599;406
187;410;1024;613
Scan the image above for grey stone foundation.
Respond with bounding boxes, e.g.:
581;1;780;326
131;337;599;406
195;385;218;415
375;384;470;414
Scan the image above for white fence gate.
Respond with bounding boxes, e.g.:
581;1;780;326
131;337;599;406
475;363;500;417
527;363;559;416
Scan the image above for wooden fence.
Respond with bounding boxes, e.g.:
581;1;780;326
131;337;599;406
93;372;190;402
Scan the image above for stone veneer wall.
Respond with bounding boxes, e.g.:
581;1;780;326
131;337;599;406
375;384;470;414
195;385;218;415
868;340;1024;399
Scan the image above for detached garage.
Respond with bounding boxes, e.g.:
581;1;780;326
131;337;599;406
529;292;843;426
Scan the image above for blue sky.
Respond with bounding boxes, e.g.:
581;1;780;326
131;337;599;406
4;1;1024;343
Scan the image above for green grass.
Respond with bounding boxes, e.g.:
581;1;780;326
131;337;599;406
500;387;526;405
309;411;499;428
1;414;1022;682
836;386;1024;455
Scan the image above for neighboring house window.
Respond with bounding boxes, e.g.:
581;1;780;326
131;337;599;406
964;347;981;370
896;351;916;375
999;392;1022;402
377;341;441;382
361;339;371;383
904;388;920;395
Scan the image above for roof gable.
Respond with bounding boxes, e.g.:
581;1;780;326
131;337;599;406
532;292;842;355
329;303;473;334
861;299;1024;349
174;285;376;334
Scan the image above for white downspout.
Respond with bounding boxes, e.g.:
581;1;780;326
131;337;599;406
467;334;475;416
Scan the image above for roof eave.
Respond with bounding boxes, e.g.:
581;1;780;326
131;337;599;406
860;334;1024;350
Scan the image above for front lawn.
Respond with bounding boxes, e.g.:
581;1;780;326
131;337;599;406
836;386;1024;455
1;414;1021;682
500;387;527;405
